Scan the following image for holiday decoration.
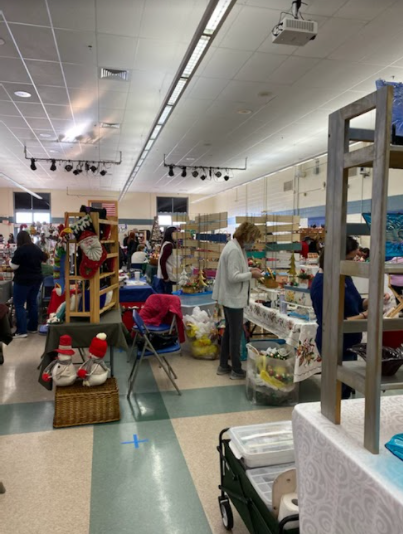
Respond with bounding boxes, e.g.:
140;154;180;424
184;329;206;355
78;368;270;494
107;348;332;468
42;335;77;387
77;333;109;387
70;214;107;279
53;226;72;296
197;269;208;290
288;252;297;277
178;269;189;287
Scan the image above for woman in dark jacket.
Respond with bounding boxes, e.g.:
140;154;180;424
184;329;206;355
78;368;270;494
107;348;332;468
310;236;369;399
10;231;47;338
126;231;139;264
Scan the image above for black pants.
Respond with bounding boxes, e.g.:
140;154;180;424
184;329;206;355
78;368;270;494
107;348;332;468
391;285;403;305
220;307;243;373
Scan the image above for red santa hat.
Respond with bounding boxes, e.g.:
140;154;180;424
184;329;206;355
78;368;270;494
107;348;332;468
88;333;108;359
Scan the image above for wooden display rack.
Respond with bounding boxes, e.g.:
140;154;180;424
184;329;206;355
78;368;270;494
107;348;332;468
64;210;119;323
321;85;403;453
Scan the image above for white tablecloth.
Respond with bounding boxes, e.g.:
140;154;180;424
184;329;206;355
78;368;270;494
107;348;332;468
245;299;321;382
293;397;403;534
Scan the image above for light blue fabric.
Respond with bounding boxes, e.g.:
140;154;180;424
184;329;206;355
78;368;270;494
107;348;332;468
385;433;403;461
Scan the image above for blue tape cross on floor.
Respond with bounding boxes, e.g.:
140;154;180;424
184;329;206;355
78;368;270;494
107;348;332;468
121;434;149;449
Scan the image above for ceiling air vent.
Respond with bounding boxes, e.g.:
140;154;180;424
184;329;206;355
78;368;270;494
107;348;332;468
100;68;130;81
101;122;120;129
284;180;294;192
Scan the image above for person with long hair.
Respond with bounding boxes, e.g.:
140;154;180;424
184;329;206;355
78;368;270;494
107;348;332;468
10;230;48;338
213;222;262;379
157;226;180;294
126;231;139;265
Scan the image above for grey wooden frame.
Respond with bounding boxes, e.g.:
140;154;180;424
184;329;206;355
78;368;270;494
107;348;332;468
321;85;397;454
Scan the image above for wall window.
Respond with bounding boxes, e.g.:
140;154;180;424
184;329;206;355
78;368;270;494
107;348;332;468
157;196;188;214
14;192;51;225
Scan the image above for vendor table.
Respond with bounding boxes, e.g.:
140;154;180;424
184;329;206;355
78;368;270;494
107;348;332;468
293;396;403;534
244;298;321;382
39;309;128;387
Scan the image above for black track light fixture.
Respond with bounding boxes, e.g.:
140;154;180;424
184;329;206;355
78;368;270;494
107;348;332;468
50;159;57;171
224;175;229;181
100;169;107;176
200;174;206;181
181;167;187;178
73;169;80;176
215;170;222;178
85;162;90;172
90;164;97;173
192;170;199;178
65;163;73;172
30;158;37;171
168;165;174;177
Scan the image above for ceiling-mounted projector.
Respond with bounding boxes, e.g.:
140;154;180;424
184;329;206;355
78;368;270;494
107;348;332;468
272;16;318;46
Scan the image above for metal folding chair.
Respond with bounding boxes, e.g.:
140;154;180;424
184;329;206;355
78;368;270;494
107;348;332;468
127;310;181;397
39;276;55;324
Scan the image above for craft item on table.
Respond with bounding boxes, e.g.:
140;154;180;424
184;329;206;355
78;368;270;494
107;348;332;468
197;268;208;290
288;252;297;277
259;268;278;289
348;343;403;377
53;225;72;296
385;434;403;461
184;306;219;360
178;269;189;287
42;334;77;387
297;268;313;288
77;333;109;387
248;257;261;269
70;214;107;279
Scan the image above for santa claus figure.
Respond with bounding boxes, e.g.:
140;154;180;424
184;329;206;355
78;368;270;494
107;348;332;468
77;333;109;387
42;335;77;387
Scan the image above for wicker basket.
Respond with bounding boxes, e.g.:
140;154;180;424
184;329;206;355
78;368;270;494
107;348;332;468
53;378;121;428
260;278;278;289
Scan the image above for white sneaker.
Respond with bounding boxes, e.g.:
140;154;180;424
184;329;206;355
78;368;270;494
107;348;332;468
28;330;38;334
13;333;28;339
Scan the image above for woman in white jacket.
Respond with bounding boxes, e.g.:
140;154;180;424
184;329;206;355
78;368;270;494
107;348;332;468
213;222;262;379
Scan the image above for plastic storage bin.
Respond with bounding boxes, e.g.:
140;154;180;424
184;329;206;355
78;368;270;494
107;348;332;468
228;421;294;468
246;463;295;509
246;339;298;406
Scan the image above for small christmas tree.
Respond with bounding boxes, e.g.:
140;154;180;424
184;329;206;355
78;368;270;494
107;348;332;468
178;269;189;287
197;268;208;290
288;252;297;276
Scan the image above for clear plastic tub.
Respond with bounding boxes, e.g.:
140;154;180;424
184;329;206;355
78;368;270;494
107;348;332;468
228;421;295;468
246;463;295;509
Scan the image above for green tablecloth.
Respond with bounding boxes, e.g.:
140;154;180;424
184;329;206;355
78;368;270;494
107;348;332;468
145;263;158;284
38;309;129;390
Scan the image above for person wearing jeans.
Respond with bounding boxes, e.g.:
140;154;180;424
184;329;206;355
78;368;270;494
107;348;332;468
213;222;262;380
10;231;48;338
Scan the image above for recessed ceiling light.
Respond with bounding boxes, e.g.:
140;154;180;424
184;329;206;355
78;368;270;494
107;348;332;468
0;38;5;46
237;109;252;115
39;133;52;138
14;91;31;98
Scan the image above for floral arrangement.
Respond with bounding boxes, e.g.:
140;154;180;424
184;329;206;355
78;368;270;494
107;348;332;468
297;268;313;281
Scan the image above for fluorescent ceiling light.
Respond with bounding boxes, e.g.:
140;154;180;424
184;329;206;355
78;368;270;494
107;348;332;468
150;125;162;140
0;171;42;199
182;36;210;78
145;140;154;151
14;91;31;98
205;0;233;34
158;106;173;125
168;78;187;105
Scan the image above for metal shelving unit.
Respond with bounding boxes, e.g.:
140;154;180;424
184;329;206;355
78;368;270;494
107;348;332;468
321;85;403;453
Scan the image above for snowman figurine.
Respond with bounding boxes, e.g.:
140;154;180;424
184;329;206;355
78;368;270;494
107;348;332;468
77;333;109;387
42;335;77;387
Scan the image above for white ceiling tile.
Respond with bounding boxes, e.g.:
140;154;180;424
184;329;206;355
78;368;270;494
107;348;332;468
134;39;186;73
55;30;97;66
48;0;96;32
99;108;125;123
218;6;280;51
26;117;53;130
99;78;130;94
335;0;395;21
318;90;368;112
9;24;58;62
98;90;128;110
303;0;348;17
15;102;48;119
269;56;320;85
218;80;287;105
2;116;29;128
352;67;403;94
0;22;19;58
1;0;50;26
97;33;137;70
26;60;65;87
46;105;73;120
0;100;19;116
199;48;253;80
37;86;70;106
63;64;98;89
96;0;145;37
186;77;229;100
234;52;287;83
0;57;30;84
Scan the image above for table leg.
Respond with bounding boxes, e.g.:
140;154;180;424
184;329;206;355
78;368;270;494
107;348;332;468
110;346;114;377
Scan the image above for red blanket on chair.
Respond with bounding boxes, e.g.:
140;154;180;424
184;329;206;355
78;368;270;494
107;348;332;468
139;294;185;343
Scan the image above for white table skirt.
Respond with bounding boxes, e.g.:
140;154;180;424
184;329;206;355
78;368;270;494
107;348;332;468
293;397;403;534
244;299;321;382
